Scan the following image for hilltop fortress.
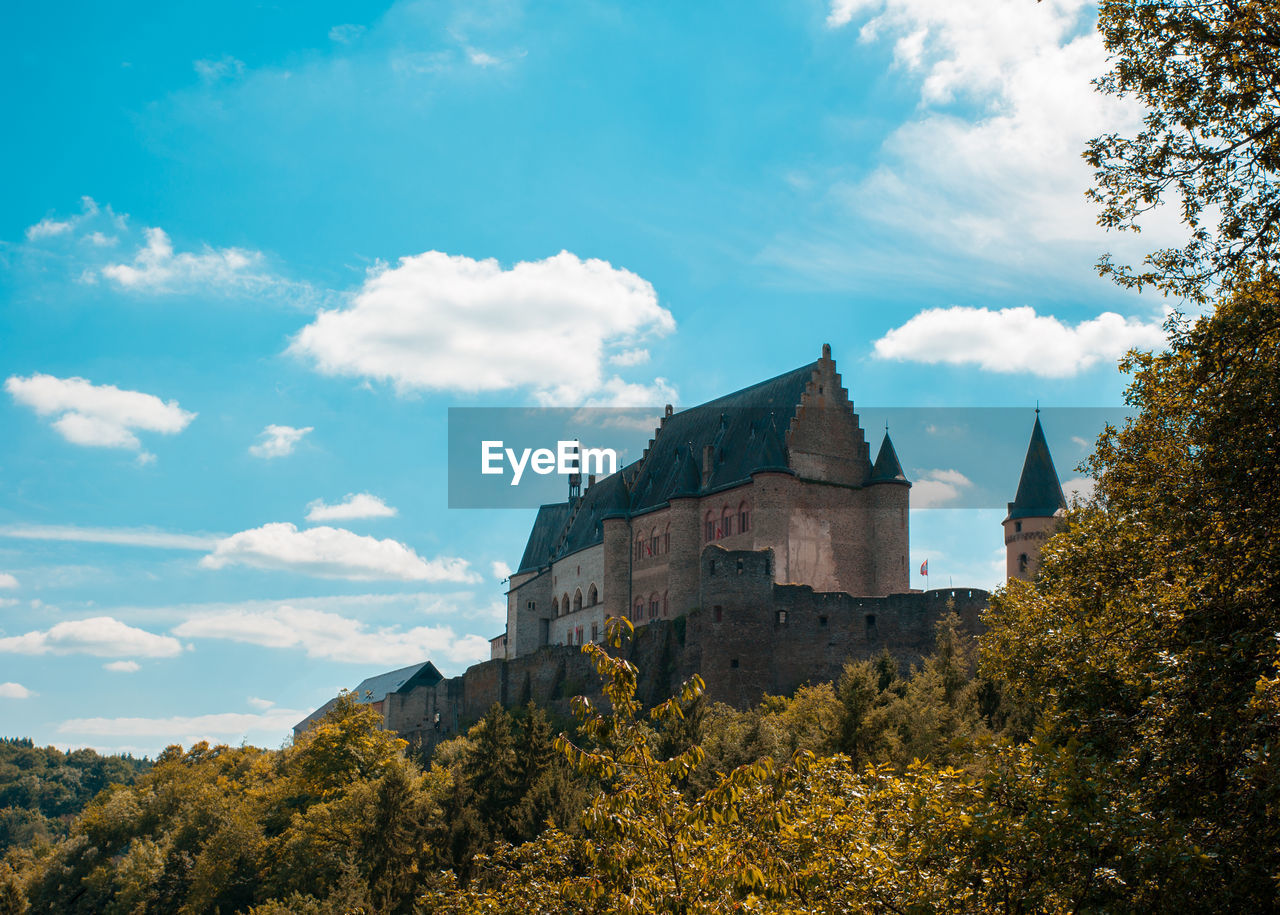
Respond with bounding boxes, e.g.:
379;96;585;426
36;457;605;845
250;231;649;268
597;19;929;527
295;344;1067;748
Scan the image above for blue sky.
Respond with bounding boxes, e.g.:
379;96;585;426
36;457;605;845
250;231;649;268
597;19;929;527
0;0;1170;754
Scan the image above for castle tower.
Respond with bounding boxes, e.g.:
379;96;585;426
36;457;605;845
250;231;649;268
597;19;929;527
867;430;910;594
1003;411;1066;582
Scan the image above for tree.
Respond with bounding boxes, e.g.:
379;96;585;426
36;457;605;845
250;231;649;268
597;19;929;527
1088;0;1280;299
982;278;1280;907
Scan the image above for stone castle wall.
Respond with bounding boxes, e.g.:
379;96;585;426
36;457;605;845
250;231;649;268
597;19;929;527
386;545;988;752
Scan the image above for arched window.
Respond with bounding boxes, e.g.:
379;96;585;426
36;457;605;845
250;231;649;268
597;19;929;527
650;527;658;558
552;596;559;616
573;588;583;612
633;599;644;622
1018;553;1029;575
562;593;570;614
739;501;750;534
635;535;644;560
705;511;715;542
662;591;669;618
587;583;598;606
649;593;659;619
663;523;670;554
721;506;733;538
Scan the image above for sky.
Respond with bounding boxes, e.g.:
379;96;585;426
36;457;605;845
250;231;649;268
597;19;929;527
0;0;1173;755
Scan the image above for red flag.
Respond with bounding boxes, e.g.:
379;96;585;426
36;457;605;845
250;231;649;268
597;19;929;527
919;559;928;576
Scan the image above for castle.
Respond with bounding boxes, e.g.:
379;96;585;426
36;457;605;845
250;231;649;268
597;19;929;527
295;344;1067;746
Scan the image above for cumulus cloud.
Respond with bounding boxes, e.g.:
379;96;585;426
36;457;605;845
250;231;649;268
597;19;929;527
1063;476;1096;504
0;683;34;699
807;0;1179;273
0;617;182;658
173;604;491;667
58;707;306;739
290;250;676;405
24;196;100;241
104;660;140;673
911;468;974;508
101;227;271;293
609;348;651;367
200;522;480;582
249;424;313;459
305;492;397;521
873;305;1166;377
248;696;274;710
0;573;17;589
0;524;218;550
5;373;195;458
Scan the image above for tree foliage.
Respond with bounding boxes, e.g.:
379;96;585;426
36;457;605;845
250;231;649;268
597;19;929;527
1089;0;1280;299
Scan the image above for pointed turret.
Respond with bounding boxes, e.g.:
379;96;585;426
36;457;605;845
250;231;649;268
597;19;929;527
1006;414;1066;521
869;432;909;484
1003;411;1067;582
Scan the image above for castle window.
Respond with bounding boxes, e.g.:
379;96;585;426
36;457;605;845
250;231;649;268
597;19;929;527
591;622;598;642
562;593;570;615
575;626;583;645
739;502;751;533
819;615;828;627
650;528;659;557
527;600;535;611
736;558;744;574
705;512;715;542
1015;521;1022;533
573;589;583;612
662;591;668;617
649;594;659;619
633;599;644;622
714;605;723;622
721;507;733;538
777;610;787;625
1019;553;1029;574
865;614;877;637
552;597;559;616
730;658;739;669
663;523;670;554
588;583;598;606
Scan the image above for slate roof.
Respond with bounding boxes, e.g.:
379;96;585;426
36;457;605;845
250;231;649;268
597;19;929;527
1007;414;1067;521
869;432;909;484
517;360;828;572
352;661;443;704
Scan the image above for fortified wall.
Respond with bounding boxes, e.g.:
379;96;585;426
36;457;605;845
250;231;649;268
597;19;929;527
380;545;988;751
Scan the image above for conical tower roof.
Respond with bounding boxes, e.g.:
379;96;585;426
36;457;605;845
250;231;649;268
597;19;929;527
1007;414;1066;520
869;432;909;484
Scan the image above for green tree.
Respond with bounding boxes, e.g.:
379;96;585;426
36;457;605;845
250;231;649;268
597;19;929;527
1089;0;1280;299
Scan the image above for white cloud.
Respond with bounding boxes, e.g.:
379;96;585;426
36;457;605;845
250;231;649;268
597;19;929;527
86;231;117;247
609;348;651;367
0;617;182;658
58;707;306;739
26;217;75;240
290;250;676;406
873;306;1166;377
491;560;512;581
911;468;973;508
249;424;313;459
247;696;274;710
305;492;397;521
1063;476;1096;504
0;524;218;550
0;683;34;699
102;227;268;293
582;375;678;408
809;0;1178;273
5;373;195;456
104;660;140;673
194;56;245;83
173;604;491;667
329;23;366;43
200;522;480;582
0;573;17;589
467;48;500;66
